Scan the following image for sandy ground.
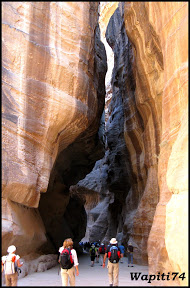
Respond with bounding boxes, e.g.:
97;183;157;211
3;253;152;286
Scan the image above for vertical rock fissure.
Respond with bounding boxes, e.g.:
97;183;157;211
37;3;107;254
2;2;188;284
78;2;160;267
77;4;140;249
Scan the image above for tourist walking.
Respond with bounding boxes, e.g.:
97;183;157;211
1;245;23;286
58;238;79;286
95;242;100;263
118;243;125;263
127;241;134;267
102;238;123;286
99;243;106;266
89;244;98;267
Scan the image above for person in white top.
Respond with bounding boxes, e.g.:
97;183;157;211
58;238;79;286
1;245;23;286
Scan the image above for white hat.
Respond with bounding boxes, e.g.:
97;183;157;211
110;238;117;244
7;245;16;253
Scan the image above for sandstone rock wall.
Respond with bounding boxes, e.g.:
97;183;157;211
2;2;107;256
2;1;100;207
78;3;188;286
123;2;188;286
119;0;163;265
76;6;146;250
99;2;119;122
2;2;188;285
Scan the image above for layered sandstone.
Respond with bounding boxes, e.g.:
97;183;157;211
118;0;163;265
2;2;107;256
78;3;188;286
77;6;143;249
2;2;100;207
2;2;188;285
99;2;119;122
123;2;188;286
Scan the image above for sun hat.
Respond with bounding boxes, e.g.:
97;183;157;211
110;238;118;244
7;245;16;253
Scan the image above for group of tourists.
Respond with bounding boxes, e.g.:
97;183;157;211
58;237;134;286
88;238;134;286
88;240;102;266
2;238;134;286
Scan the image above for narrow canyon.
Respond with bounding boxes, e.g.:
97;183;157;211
2;2;188;286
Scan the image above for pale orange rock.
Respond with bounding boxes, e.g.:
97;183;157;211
123;2;188;286
99;2;119;38
2;2;99;208
123;0;163;268
2;198;47;256
99;2;118;122
2;3;188;283
2;2;104;256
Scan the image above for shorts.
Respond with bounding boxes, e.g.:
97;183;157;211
90;255;96;261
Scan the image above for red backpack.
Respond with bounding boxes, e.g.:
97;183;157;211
108;246;121;263
99;245;106;254
59;248;74;269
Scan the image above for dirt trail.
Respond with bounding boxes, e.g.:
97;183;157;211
4;253;151;286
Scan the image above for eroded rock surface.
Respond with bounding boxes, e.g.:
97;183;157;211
123;2;188;285
2;2;107;256
77;2;188;286
2;2;188;286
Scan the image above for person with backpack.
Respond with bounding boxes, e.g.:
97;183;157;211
1;245;23;286
118;243;125;263
127;241;134;267
89;244;98;267
58;238;79;286
95;242;100;263
102;238;123;286
99;243;106;266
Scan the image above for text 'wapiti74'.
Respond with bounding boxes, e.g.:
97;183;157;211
130;272;186;283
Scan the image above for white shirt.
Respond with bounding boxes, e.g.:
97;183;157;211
2;253;20;263
59;247;79;267
2;253;20;275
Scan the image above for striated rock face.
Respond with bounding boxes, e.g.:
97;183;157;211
87;4;159;263
123;2;188;285
118;1;163;265
76;6;142;249
99;2;119;38
77;2;188;286
2;2;107;256
38;22;107;253
2;2;188;285
99;2;119;122
2;1;101;207
1;198;47;256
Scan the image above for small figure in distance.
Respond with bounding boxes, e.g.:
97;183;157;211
89;244;98;267
99;243;106;266
118;243;125;263
127;241;134;267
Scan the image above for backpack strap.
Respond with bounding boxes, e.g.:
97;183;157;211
66;247;74;265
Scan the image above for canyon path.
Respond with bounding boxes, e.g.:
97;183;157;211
3;253;151;287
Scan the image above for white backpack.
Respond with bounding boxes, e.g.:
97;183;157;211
4;254;17;275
